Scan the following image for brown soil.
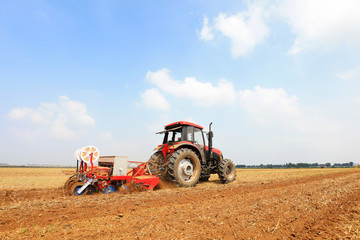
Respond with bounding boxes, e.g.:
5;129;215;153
0;169;359;239
155;179;178;190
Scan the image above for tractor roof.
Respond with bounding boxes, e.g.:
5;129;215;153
165;121;204;130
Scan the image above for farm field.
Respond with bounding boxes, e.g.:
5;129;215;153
0;167;359;239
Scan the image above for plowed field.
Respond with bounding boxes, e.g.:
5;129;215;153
0;168;359;239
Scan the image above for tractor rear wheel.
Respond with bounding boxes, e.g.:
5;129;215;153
218;159;236;183
168;148;201;187
148;151;165;176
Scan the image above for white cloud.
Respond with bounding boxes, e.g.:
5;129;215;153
239;85;299;125
50;114;77;140
237;85;338;134
277;0;360;54
141;88;171;111
214;7;269;58
197;16;214;41
199;0;360;56
143;68;338;137
146;68;237;107
198;3;269;58
8;107;53;124
8;96;95;140
335;66;360;80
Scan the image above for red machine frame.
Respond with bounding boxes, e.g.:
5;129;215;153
75;153;159;194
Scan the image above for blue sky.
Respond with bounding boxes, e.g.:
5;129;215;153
1;0;360;165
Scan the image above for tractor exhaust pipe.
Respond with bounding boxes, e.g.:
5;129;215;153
208;122;213;160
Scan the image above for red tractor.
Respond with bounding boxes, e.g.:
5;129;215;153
149;121;236;187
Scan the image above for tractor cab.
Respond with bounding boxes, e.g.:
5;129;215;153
156;121;212;164
157;121;223;164
160;121;206;146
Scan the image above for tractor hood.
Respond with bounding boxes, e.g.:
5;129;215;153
205;146;222;156
212;147;222;156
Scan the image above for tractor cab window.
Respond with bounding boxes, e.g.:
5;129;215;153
181;126;194;142
203;132;208;146
162;127;182;144
163;125;204;144
169;131;181;142
194;128;204;146
181;126;204;145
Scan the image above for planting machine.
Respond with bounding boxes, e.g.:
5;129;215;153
64;146;159;196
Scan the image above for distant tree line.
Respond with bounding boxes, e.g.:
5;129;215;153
236;162;355;169
0;163;74;168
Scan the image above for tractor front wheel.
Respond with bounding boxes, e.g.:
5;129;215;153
168;148;201;187
218;159;236;183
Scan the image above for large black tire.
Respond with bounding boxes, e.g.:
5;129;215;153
168;148;201;187
148;151;165;176
218;159;236;183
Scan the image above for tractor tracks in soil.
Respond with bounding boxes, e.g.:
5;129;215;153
0;170;359;239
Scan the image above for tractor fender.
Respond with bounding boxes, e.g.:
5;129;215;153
172;143;205;164
211;151;223;162
205;146;223;158
211;147;223;157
